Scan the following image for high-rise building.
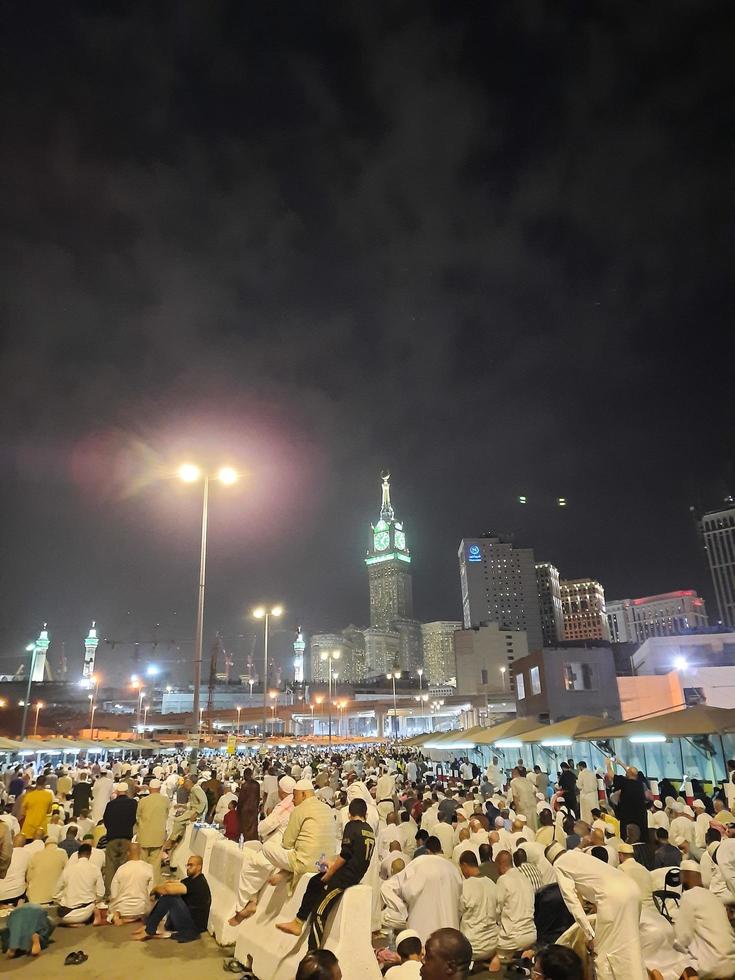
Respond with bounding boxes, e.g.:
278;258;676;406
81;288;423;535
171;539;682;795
560;579;610;641
536;563;564;646
458;535;543;652
700;504;735;628
82;622;98;681
364;472;422;672
342;625;368;682
309;633;344;683
366;472;413;627
606;591;708;643
454;623;529;696
421;621;461;684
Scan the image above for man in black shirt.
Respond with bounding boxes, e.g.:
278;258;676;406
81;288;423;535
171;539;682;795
133;854;211;943
103;785;138;896
277;797;375;948
71;775;93;818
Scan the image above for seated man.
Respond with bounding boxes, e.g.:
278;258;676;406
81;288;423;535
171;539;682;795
162;777;208;854
108;842;153;925
53;842;105;926
0;835;44;905
385;930;423;979
229;780;335;924
489;849;536;972
26;836;68;905
132;854;211;943
458;850;498;965
277;797;375;948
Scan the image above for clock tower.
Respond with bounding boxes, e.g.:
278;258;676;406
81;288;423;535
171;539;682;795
365;472;414;630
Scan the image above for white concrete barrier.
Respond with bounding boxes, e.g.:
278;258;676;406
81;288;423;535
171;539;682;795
233;878;381;980
189;825;221;876
170;823;194;878
207;839;248;944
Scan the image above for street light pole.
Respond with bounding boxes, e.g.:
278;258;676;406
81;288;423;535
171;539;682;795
387;670;400;740
19;643;37;741
417;668;423;695
320;650;341;744
236;705;242;735
33;702;43;737
191;474;209;753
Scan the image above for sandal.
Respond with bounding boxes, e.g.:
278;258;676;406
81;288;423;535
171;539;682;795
223;959;245;973
64;951;88;966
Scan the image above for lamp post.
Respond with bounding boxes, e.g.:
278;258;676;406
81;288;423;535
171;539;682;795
178;462;238;764
417;692;429;731
248;678;254;701
319;650;341;743
90;703;97;739
417;667;424;695
253;606;283;738
386;670;400;740
315;695;324;737
500;666;507;692
33;701;44;737
309;702;315;734
236;705;242;735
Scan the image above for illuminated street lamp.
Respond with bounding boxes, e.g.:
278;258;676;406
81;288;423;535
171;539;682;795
90;703;98;739
417;667;424;695
178;462;238;763
143;704;150;729
253;606;283;737
309;701;315;734
386;669;401;740
499;666;507;692
248;678;254;700
236;705;242;735
319;649;341;743
33;701;44;737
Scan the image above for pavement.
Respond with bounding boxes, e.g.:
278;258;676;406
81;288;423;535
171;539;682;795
3;920;227;979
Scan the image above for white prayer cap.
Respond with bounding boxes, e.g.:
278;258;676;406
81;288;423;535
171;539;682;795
517;814;527;823
149;779;161;789
536;801;551;813
664;796;675;805
618;842;634;854
114;783;128;792
592;820;607;833
653;800;663;809
682;805;695;818
680;859;700;874
295;779;314;791
673;801;685;813
692;799;705;809
279;776;296;793
395;929;421;949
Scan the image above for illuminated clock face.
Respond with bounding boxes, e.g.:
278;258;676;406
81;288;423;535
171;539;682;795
374;530;390;551
394;530;406;550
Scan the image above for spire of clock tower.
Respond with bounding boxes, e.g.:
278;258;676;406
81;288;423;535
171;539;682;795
380;470;394;522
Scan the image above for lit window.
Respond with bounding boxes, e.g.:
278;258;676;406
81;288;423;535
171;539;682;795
530;666;541;695
516;674;526;700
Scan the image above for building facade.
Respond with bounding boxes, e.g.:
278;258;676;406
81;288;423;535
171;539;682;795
630;632;735;675
454;623;529;697
700;504;735;628
560;578;610;642
513;645;621;721
536;563;564;646
363;628;401;678
606;591;708;643
366;472;413;628
421;621;461;684
309;633;345;683
458;535;543;652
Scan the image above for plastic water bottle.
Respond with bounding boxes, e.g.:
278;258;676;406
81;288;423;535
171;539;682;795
239;834;244;850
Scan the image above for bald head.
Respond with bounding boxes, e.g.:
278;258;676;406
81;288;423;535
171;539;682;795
495;849;512;874
390;858;405;876
387;811;398;826
128;842;141;861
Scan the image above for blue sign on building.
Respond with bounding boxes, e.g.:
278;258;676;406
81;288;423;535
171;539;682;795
467;544;482;562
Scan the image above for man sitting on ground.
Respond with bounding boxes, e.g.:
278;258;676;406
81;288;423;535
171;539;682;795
53;842;104;926
132;853;211;943
109;842;153;925
385;929;423;979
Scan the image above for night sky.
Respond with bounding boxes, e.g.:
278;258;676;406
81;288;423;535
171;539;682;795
1;3;733;681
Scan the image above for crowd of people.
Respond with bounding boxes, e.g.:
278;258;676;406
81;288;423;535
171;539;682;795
1;746;735;980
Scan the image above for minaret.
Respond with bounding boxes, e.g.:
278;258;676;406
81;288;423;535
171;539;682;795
31;624;51;682
83;622;99;682
293;628;306;684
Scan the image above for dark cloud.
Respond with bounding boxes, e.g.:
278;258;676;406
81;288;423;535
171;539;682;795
1;2;733;674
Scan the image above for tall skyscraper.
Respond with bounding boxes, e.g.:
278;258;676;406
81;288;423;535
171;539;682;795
309;633;344;683
536;563;564;646
366;472;413;627
560;579;610;641
458;535;543;652
606;591;708;643
365;472;422;673
421;621;461;684
700;504;735;628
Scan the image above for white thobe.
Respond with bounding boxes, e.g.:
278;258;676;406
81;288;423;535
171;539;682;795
651;809;670;831
0;842;42;900
90;776;114;823
577;770;598;824
460;875;498;959
674;885;735;979
376;774;396;821
261;774;278;813
555;849;647;980
434;821;454;858
452;840;480;865
639;907;690;980
619;857;655;907
109;859;153;918
377;824;402;861
380;854;462;943
398;819;417;857
486;765;503;789
669;815;695;846
517;842;556;887
54;858;104;923
380;850;410;879
715;837;735;899
421;805;439;836
693;812;710;849
258;795;294;841
213;791;237;824
495;867;536;952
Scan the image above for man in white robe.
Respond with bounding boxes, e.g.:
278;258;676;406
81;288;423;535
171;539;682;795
376;770;396;823
576;763;598;825
380;852;463;943
674;859;735;979
90;771;114;824
490;849;536;968
554;847;647;980
458;850;498;963
256;776;295;842
108;843;153;924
